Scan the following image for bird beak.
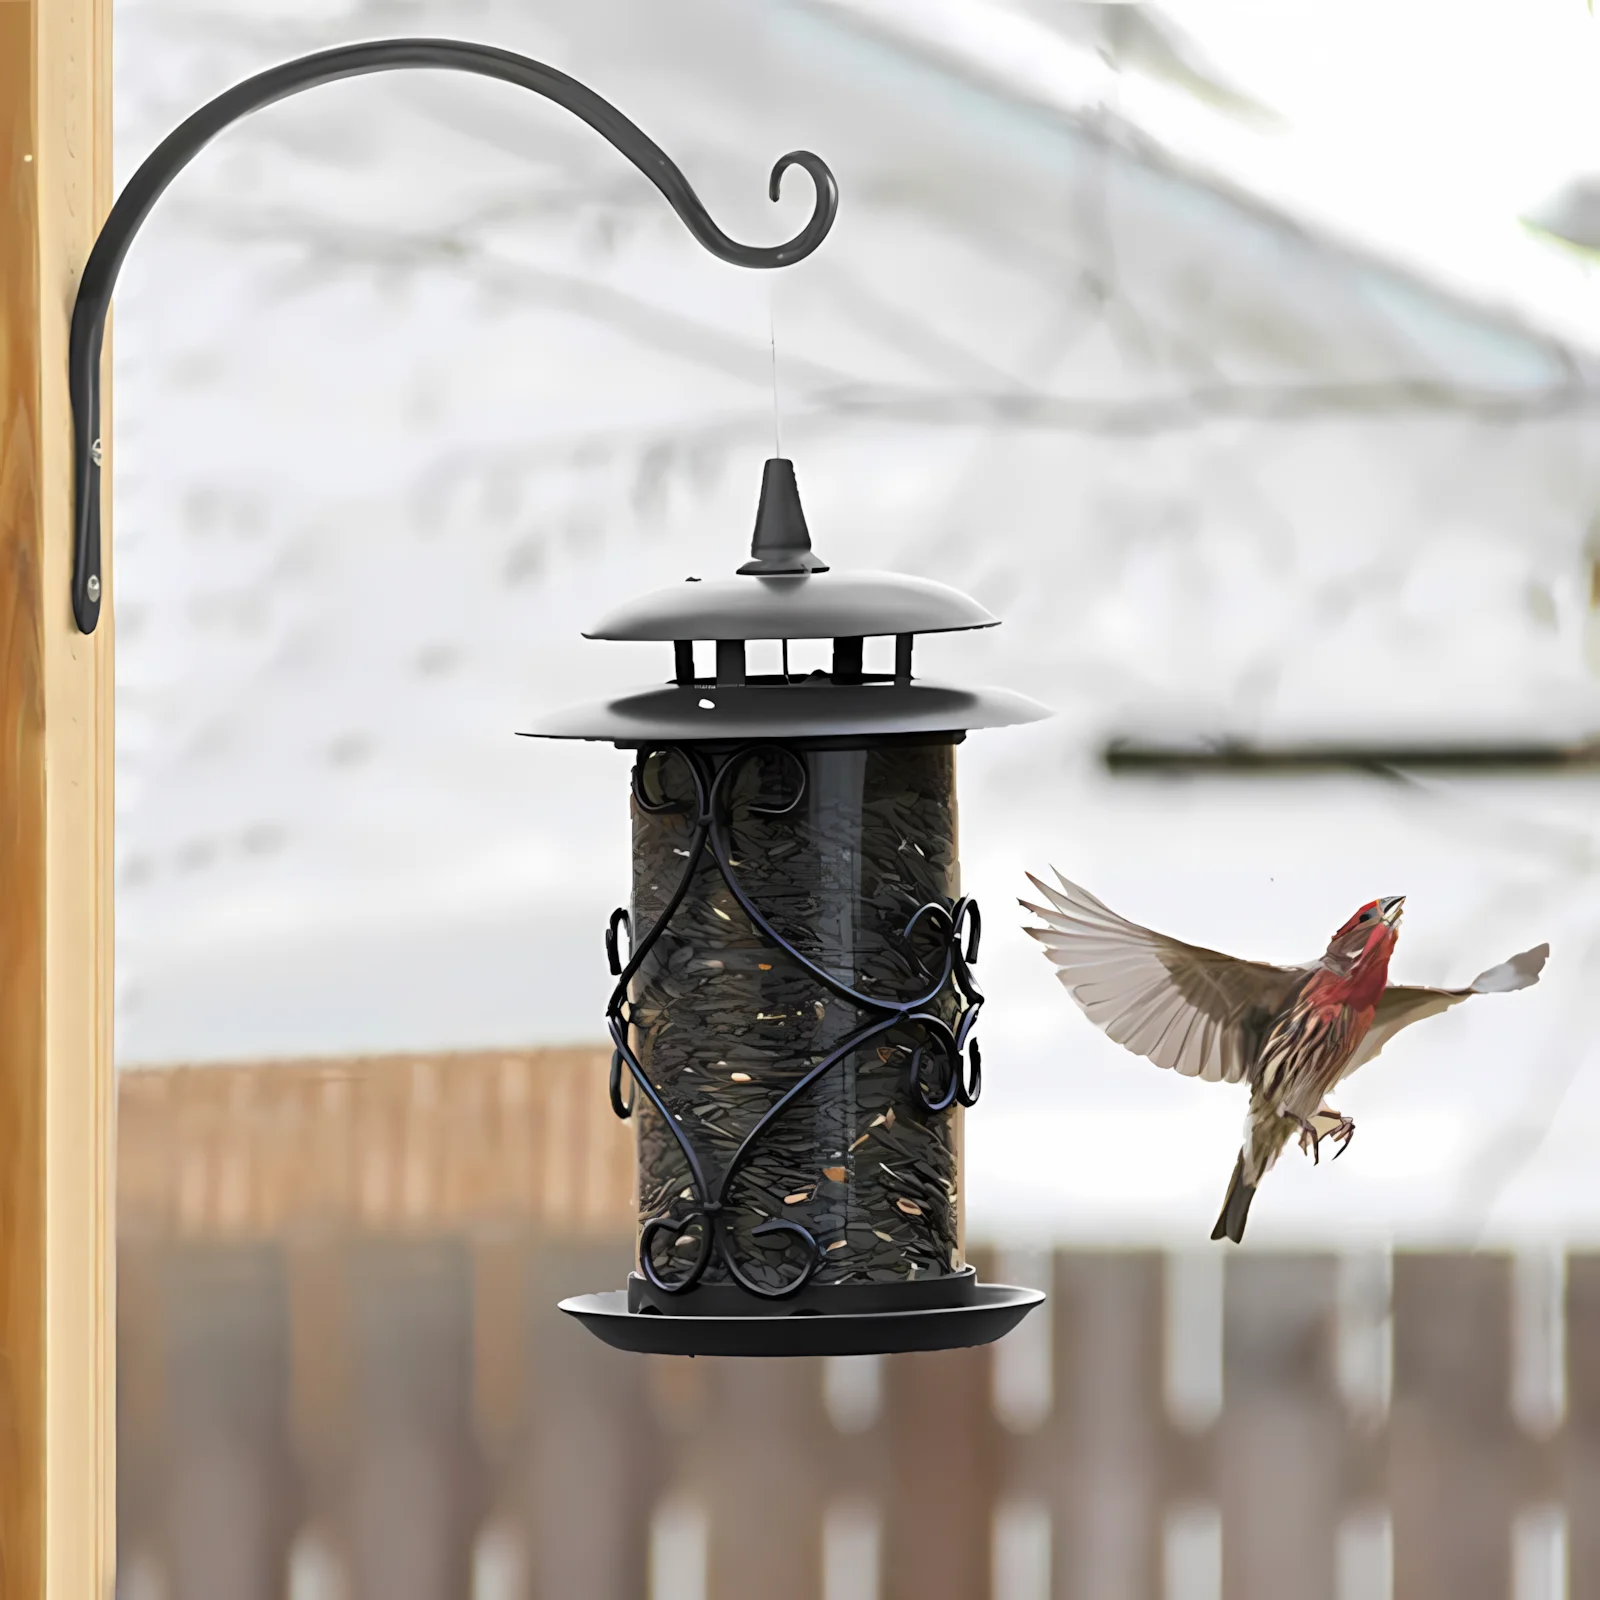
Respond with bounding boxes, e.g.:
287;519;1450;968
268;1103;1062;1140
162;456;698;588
1381;895;1405;926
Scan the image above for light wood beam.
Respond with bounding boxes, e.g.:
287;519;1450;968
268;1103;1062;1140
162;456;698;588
0;0;115;1595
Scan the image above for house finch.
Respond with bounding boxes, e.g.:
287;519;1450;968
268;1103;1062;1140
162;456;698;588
1020;872;1549;1242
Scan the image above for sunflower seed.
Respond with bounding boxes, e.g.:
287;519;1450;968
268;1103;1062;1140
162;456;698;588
628;742;967;1288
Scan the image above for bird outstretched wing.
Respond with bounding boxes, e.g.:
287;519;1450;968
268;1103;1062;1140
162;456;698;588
1343;943;1550;1076
1020;870;1305;1084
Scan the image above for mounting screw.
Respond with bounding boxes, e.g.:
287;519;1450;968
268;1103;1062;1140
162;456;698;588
91;438;103;466
86;575;101;602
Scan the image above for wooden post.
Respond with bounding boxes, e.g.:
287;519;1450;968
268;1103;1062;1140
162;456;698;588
165;1245;295;1600
1390;1254;1516;1600
700;1357;827;1600
1219;1255;1342;1600
346;1241;482;1600
1565;1255;1599;1600
526;1240;657;1600
115;1240;170;1595
882;1340;998;1599
1059;1251;1164;1600
0;1;116;1597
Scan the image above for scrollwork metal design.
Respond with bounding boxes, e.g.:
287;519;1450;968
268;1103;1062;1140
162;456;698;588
607;742;982;1301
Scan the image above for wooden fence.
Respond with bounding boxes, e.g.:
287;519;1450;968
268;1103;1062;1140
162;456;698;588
118;1050;631;1238
114;1057;1598;1600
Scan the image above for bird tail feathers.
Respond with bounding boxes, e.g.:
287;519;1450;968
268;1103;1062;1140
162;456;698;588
1211;1153;1255;1244
1468;943;1550;994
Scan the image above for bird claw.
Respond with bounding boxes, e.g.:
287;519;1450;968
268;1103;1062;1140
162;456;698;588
1295;1117;1323;1164
1296;1110;1355;1164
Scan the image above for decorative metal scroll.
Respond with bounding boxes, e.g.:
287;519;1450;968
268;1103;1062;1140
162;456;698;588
605;742;982;1301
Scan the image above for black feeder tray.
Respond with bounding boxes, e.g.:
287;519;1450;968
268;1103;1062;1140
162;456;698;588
560;1282;1046;1358
525;458;1052;1358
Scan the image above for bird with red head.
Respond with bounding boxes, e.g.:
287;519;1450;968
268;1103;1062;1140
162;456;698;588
1020;875;1547;1242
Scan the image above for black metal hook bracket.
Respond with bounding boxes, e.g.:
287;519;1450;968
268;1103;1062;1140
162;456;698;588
67;38;839;633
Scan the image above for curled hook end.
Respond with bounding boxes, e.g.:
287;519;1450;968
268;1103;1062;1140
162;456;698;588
763;150;839;263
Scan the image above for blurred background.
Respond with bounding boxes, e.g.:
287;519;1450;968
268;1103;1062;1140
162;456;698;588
110;1;1600;1596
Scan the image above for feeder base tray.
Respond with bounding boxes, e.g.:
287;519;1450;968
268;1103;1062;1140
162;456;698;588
558;1282;1044;1357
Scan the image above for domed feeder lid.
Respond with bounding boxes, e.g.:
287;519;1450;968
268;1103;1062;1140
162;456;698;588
584;567;996;644
521;456;1052;746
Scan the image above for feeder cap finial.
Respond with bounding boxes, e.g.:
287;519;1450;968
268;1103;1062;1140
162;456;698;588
738;458;829;575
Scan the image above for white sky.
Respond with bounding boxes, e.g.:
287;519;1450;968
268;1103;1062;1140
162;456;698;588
1173;1;1599;253
862;0;1600;344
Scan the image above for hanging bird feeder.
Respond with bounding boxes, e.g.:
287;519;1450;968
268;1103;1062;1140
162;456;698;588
528;460;1050;1356
60;34;1048;1358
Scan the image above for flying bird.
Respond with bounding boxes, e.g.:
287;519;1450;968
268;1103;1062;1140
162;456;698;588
1020;873;1549;1243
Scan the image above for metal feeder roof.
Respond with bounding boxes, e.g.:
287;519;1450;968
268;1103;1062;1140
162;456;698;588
522;456;1052;746
529;678;1045;743
583;569;998;644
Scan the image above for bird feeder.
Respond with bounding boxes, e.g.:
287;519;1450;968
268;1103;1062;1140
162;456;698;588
56;32;1049;1358
530;460;1050;1356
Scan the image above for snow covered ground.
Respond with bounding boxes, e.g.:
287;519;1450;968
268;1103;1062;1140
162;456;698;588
110;0;1600;1245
